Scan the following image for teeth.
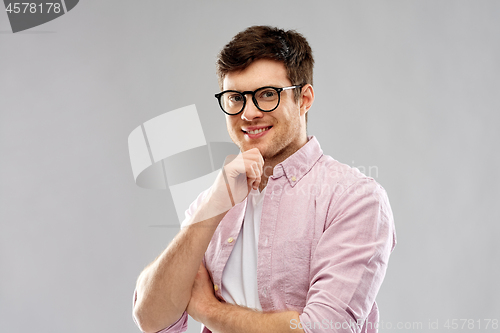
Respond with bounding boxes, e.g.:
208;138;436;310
247;127;270;134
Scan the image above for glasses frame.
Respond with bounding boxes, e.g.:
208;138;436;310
214;85;303;116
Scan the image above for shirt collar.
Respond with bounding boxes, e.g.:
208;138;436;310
270;136;323;187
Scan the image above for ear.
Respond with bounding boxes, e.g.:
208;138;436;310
299;84;314;116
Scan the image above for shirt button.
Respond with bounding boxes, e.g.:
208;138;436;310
214;284;219;291
227;237;234;243
291;176;296;182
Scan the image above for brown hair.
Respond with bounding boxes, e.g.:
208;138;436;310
216;26;314;106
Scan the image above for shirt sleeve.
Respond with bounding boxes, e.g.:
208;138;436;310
299;178;397;333
133;289;189;333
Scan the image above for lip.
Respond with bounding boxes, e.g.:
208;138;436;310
242;125;272;132
242;126;272;139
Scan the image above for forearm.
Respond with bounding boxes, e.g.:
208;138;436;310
134;202;227;333
202;302;304;333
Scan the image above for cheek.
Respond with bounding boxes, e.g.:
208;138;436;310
278;111;295;127
226;119;238;133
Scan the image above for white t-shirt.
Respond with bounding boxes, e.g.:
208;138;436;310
220;187;266;310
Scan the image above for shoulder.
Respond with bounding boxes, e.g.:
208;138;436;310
311;154;392;225
311;153;382;193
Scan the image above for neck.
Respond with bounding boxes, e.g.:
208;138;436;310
258;135;308;191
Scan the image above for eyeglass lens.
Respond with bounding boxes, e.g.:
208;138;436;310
220;87;280;114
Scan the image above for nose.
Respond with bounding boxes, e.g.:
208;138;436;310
241;95;264;121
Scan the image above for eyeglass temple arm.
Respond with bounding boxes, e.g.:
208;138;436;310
281;84;304;91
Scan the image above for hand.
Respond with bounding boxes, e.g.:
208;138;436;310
213;148;264;208
187;263;219;323
184;148;264;226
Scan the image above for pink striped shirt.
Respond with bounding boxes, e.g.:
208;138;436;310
135;136;396;333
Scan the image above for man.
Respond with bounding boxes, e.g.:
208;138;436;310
133;26;396;333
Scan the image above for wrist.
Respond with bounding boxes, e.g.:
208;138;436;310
206;172;235;212
201;297;225;329
183;190;230;228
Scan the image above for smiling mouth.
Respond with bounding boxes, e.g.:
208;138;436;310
243;126;272;135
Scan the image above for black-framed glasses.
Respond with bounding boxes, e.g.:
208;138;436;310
214;85;303;115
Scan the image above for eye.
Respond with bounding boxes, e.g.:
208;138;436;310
227;93;244;103
257;89;278;100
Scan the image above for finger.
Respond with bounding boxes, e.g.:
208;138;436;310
248;148;264;166
253;151;264;171
253;161;262;179
244;162;257;190
246;162;257;187
251;163;261;190
244;150;263;171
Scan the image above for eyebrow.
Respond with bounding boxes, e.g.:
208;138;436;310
222;84;283;92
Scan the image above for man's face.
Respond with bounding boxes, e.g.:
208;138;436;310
223;59;307;161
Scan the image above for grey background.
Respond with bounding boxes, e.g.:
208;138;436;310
1;1;499;332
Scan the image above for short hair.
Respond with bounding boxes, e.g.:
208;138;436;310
216;26;314;119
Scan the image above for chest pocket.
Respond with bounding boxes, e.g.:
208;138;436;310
284;240;312;308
